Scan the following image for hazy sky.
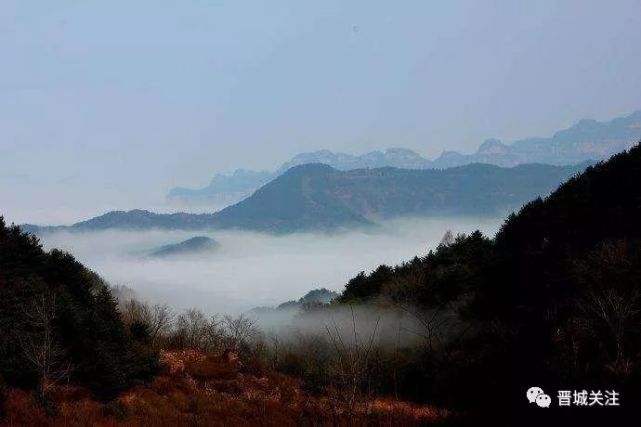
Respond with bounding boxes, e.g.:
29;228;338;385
1;0;641;223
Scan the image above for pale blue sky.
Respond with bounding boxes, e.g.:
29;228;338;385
1;0;641;223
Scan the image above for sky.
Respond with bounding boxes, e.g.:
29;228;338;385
1;0;641;224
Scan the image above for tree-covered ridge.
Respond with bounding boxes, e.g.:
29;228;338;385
0;219;157;398
342;143;641;307
338;143;641;423
212;161;591;232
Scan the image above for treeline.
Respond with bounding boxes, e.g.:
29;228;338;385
117;296;259;356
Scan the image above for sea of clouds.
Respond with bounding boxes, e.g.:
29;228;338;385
38;217;502;315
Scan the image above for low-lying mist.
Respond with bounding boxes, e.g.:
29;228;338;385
254;303;453;349
38;217;502;315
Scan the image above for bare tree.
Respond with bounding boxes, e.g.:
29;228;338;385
569;239;641;377
203;314;225;352
268;333;281;370
148;303;175;344
122;299;175;347
397;304;447;353
576;286;640;376
174;308;211;350
325;306;380;419
397;301;472;369
20;293;71;395
222;314;257;349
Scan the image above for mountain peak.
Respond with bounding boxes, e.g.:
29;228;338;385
283;163;335;175
477;139;507;155
573;118;599;130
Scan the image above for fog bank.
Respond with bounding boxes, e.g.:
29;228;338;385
38;217;502;314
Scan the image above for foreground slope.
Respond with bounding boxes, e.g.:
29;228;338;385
2;350;451;426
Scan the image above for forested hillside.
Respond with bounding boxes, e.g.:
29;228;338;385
0;219;157;401
338;143;641;423
212;161;591;232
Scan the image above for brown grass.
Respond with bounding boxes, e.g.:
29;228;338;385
0;350;452;426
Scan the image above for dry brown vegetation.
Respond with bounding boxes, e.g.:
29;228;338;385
0;349;452;426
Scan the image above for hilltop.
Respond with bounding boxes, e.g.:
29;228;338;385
211;161;591;232
149;236;220;258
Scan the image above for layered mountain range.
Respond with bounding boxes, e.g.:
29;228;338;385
25;160;592;234
168;110;641;206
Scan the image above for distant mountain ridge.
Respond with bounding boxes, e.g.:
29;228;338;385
26;160;593;234
168;169;274;207
167;148;429;207
167;110;641;206
211;161;592;232
250;288;339;314
21;210;216;234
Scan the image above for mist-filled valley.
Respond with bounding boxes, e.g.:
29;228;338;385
36;217;502;315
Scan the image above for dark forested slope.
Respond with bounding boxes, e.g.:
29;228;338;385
0;219;157;398
338;143;641;423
